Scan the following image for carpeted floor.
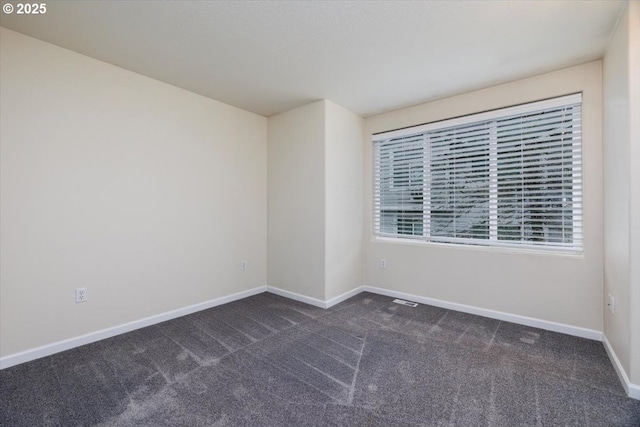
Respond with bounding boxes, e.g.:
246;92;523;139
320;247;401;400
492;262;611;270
1;291;639;426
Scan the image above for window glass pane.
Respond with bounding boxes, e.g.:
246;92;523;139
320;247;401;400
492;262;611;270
429;124;490;239
496;107;578;244
372;94;582;252
377;136;424;236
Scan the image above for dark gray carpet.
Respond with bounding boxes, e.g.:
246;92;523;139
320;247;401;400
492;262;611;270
1;292;639;426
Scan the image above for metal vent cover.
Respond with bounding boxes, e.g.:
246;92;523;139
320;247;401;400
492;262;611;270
392;299;418;307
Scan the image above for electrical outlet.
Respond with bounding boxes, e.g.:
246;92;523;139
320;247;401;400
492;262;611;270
75;287;88;304
380;259;387;269
607;294;615;314
240;260;247;271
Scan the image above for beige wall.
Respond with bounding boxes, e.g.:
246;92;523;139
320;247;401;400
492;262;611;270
268;100;364;302
267;101;326;300
0;28;267;358
363;62;603;331
325;101;364;301
604;1;640;387
629;0;640;387
604;4;632;379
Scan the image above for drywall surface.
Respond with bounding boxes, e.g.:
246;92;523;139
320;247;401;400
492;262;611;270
626;0;640;386
324;101;364;301
0;28;267;358
363;62;603;331
603;4;632;379
267;101;326;300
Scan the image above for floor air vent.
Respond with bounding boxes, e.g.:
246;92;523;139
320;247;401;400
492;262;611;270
392;299;418;307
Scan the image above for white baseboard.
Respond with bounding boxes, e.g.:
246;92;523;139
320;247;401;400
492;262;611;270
0;283;613;378
630;382;640;400
265;286;327;308
363;286;603;341
0;285;267;370
265;285;365;309
325;286;365;308
603;334;640;400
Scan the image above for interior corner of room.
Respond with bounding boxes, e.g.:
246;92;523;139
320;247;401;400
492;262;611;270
0;0;638;403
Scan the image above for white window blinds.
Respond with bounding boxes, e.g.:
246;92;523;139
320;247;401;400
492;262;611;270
373;93;583;252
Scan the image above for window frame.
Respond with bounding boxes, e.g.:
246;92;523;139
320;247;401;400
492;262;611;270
372;93;583;254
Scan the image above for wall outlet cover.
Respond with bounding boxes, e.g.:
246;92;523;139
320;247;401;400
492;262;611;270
75;287;88;304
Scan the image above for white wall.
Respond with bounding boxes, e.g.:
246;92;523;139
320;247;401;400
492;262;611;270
628;0;640;387
268;100;364;302
604;1;640;388
604;4;632;380
363;62;603;332
325;101;364;301
0;28;267;358
267;101;326;300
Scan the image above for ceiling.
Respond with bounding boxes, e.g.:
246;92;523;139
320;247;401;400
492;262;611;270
0;1;626;117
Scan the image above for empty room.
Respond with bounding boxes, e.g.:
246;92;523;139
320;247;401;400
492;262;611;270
1;0;639;425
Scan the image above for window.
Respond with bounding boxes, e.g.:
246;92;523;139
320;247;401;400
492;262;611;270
373;93;582;253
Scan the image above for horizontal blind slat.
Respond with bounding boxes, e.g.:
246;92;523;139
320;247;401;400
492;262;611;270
373;94;582;252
